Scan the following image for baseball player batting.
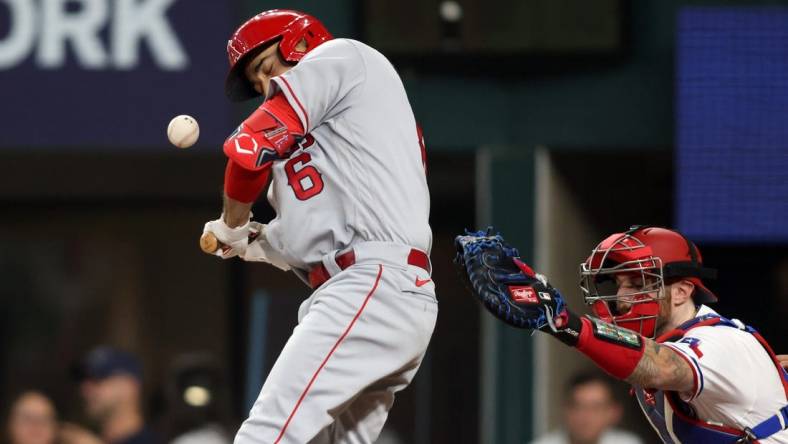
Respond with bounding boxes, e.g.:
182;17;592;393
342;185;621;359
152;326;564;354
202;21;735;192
456;226;788;443
201;10;437;443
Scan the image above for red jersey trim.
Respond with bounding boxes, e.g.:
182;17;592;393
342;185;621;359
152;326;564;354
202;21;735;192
278;77;310;131
273;265;384;443
663;343;702;401
751;330;788;399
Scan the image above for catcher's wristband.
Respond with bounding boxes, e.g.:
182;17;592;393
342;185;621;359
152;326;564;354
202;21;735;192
545;312;645;380
575;316;645;379
542;309;584;347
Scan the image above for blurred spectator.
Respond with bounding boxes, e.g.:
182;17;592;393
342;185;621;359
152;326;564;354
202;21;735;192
63;347;158;444
165;354;229;444
531;372;642;444
4;391;58;444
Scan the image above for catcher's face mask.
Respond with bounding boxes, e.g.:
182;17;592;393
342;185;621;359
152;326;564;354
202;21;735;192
579;232;665;339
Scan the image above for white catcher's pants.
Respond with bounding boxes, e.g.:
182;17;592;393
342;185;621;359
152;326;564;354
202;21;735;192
234;243;438;444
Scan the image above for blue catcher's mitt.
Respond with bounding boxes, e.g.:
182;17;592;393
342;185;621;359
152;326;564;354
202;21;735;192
454;228;567;330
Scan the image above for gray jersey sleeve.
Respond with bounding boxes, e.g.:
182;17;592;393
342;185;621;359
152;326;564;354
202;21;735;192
269;39;366;133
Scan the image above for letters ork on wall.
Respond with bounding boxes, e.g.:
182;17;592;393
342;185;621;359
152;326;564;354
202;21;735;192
0;0;234;149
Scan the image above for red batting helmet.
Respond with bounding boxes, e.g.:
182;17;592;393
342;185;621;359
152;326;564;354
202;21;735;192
224;9;333;102
579;226;718;338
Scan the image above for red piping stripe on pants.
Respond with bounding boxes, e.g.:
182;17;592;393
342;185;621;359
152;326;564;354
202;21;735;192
274;264;384;443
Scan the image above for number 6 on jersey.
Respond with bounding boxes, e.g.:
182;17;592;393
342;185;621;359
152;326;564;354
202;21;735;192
284;151;324;200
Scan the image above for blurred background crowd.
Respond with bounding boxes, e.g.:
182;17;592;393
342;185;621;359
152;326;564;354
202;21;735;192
2;347;232;444
1;0;786;443
1;349;643;444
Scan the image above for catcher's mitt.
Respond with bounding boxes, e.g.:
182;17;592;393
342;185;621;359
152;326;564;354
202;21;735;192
454;228;567;330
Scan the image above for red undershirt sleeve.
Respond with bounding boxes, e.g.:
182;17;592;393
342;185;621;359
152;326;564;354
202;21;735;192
224;159;271;203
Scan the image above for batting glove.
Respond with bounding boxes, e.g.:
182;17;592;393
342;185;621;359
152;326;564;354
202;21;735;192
240;222;291;271
202;214;256;259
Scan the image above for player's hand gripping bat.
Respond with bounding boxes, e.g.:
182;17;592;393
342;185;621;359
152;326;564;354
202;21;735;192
200;231;260;254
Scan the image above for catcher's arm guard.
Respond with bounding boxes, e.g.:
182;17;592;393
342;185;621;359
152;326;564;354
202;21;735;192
454;228;582;345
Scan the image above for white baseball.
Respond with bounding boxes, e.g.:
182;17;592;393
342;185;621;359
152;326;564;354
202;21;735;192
167;115;200;149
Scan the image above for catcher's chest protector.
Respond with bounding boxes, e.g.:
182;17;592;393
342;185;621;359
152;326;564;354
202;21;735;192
634;315;788;443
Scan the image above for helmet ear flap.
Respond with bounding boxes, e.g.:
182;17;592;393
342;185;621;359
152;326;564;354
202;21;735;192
225;9;333;101
278;18;333;63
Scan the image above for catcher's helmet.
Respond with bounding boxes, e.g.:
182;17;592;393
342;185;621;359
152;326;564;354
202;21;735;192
579;226;718;338
225;9;333;102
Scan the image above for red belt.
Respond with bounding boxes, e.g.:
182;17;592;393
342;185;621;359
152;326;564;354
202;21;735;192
308;248;431;289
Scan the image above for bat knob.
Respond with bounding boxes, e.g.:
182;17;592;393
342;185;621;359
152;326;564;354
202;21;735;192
200;232;219;254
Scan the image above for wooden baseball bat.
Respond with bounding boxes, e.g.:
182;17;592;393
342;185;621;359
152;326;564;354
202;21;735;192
200;231;261;254
200;231;221;253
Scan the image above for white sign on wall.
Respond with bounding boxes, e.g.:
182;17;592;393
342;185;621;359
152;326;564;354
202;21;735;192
0;0;234;149
0;0;188;70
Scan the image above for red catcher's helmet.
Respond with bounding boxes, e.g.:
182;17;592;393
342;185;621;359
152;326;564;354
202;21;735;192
224;9;333;102
579;226;718;338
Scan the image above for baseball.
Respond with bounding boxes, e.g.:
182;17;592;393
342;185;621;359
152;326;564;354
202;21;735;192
167;115;200;148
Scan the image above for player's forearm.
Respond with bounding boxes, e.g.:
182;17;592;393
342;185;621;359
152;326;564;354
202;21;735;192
222;158;272;227
548;312;694;391
222;194;254;228
224;159;271;203
625;339;695;391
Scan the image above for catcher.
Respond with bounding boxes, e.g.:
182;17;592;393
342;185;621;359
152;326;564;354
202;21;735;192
456;226;788;443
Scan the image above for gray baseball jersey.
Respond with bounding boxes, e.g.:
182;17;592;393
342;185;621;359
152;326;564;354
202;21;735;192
263;38;431;271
